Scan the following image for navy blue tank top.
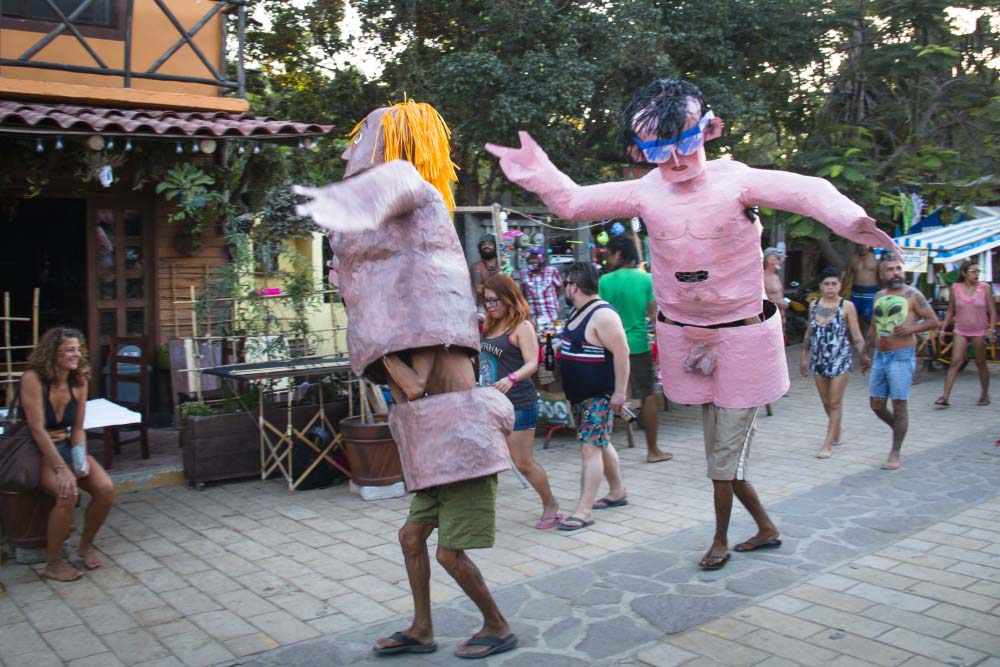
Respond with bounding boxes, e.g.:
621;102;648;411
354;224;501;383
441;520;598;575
559;301;616;404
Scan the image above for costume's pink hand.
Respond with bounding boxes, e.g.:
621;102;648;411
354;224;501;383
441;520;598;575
853;222;902;257
484;132;548;183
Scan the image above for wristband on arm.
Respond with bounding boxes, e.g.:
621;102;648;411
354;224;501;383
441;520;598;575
507;373;518;386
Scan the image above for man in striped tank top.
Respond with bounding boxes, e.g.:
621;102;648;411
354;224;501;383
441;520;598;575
556;262;632;531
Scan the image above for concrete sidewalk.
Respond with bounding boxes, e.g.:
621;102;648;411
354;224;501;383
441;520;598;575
1;350;997;666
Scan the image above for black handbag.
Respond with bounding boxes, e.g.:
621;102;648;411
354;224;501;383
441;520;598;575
0;393;42;493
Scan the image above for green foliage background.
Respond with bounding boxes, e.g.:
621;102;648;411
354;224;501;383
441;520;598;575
242;0;1000;262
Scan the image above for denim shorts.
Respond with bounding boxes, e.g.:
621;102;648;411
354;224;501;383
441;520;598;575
513;401;539;431
869;347;916;401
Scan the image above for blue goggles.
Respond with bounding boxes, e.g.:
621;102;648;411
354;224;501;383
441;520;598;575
632;110;715;162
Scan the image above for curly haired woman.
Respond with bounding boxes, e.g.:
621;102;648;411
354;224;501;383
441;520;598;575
20;327;114;581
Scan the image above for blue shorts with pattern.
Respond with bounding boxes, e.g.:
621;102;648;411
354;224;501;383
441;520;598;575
571;396;613;448
869;347;916;401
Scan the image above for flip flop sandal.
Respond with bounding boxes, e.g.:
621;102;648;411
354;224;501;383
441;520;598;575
372;631;438;655
734;538;783;552
977;398;991;406
592;497;628;510
455;633;518;659
557;516;595;531
700;552;730;570
934;397;950;407
534;513;564;530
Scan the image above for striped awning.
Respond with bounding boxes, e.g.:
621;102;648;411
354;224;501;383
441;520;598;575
895;215;1000;263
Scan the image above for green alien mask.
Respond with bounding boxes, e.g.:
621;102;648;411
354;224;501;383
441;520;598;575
873;294;908;337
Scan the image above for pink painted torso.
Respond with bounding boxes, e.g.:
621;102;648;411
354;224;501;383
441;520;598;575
953;282;989;338
496;149;895;407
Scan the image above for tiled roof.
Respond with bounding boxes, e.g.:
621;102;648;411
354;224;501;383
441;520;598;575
0;101;334;141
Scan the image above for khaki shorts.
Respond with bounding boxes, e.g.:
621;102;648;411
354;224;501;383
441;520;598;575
702;404;758;480
629;351;656;400
406;474;498;550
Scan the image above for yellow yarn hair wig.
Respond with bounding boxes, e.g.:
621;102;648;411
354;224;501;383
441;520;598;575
348;100;459;211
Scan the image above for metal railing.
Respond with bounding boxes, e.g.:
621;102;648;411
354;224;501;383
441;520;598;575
0;0;246;97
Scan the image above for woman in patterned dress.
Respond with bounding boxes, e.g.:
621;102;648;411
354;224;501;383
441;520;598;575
800;268;869;459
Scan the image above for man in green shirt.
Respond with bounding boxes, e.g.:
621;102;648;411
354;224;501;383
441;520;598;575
599;235;672;463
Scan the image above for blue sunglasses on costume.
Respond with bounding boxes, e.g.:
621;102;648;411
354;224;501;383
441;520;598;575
632;110;716;162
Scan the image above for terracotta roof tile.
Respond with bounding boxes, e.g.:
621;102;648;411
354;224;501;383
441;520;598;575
0;101;334;141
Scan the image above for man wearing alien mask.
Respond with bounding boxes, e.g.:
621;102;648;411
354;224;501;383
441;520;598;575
867;254;939;471
487;77;901;571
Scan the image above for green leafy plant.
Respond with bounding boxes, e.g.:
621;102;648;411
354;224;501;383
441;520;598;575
155;163;228;238
179;400;218;425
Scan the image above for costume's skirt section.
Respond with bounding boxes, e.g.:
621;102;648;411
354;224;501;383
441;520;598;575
388;387;513;491
657;300;789;409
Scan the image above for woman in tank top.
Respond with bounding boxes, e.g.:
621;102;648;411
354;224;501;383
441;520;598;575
480;274;561;528
937;260;997;407
799;268;867;460
19;327;115;582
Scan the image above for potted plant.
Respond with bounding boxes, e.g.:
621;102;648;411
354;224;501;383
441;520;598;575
338;380;403;487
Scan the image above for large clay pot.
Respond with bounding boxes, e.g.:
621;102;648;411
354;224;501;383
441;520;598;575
338;415;403;486
0;490;53;549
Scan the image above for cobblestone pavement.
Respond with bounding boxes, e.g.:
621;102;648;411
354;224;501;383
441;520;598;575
1;353;997;667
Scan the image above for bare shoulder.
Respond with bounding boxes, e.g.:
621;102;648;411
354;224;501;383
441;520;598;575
906;286;930;307
874;289;887;300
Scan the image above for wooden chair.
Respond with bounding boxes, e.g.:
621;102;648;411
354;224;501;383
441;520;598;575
104;336;149;468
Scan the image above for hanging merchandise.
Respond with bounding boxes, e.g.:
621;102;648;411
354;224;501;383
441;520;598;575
596;231;610;246
611;221;626;235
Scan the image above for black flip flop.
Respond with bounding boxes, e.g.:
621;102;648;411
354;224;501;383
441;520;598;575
373;631;438;656
455;633;518;659
734;538;782;552
700;552;730;570
557;516;595;531
592;497;629;510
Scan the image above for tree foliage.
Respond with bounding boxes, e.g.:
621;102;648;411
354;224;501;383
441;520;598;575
243;0;999;255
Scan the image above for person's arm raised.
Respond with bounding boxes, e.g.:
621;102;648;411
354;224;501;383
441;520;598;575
745;167;901;256
293;161;433;234
485;132;640;221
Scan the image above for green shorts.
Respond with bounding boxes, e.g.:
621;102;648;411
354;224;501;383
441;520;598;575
406;474;498;550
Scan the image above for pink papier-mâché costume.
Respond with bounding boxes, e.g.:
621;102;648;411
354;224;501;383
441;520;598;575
295;104;512;490
487;106;898;409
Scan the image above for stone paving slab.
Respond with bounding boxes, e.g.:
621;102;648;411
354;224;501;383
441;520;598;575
1;357;997;667
227;424;1000;667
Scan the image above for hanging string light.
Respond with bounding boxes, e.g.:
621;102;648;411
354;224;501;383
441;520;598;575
176;142;183;154
55;136;64;150
125;138;133;152
35;138;44;152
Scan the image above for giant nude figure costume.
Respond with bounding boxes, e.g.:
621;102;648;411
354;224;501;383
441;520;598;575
294;101;512;490
487;80;900;409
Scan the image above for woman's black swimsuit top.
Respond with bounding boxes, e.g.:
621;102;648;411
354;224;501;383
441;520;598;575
44;382;77;430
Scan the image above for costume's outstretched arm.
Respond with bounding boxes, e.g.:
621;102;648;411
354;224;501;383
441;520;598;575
485;132;639;221
293;160;433;233
746;168;902;256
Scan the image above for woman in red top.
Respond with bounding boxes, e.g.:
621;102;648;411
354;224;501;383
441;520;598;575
937;259;997;407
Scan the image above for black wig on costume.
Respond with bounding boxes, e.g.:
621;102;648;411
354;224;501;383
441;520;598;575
618;78;709;161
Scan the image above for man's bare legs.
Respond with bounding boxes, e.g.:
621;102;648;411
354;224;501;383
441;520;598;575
375;524;512;656
703;479;780;567
374;524;436;650
438;546;512;657
506;428;559;521
570;444;625;523
815;374;849;458
641;394;672;463
869;397;908;470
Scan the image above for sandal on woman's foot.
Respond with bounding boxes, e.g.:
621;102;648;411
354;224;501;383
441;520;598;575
934;396;949;407
977;397;991;406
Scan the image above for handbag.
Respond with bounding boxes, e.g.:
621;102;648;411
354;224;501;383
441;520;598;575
0;393;42;493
